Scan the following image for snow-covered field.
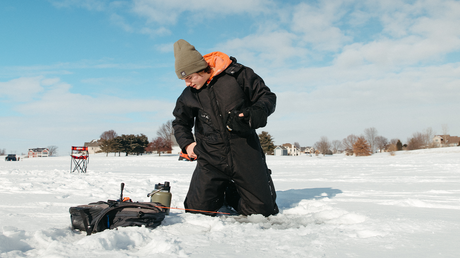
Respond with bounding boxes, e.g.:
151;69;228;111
1;147;460;257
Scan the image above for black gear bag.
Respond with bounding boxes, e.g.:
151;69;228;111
69;200;167;235
69;183;167;235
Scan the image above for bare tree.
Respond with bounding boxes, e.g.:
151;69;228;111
405;127;438;150
374;136;389;152
387;144;397;156
407;132;425;150
47;146;58;156
294;142;301;149
146;137;172;156
101;130;118;140
390;138;399;146
157;120;174;144
441;124;449;147
100;130;118;156
423;127;436;148
314;136;331;156
342;134;358;155
364;127;378;154
331;140;342;154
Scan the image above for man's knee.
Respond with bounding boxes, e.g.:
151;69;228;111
239;200;278;217
184;194;225;215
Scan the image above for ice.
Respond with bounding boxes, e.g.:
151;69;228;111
1;147;460;257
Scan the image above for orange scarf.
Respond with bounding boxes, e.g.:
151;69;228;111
203;51;232;83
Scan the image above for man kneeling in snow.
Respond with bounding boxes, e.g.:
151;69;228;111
172;39;278;216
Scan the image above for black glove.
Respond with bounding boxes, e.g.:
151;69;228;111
245;102;268;129
226;102;268;132
226;108;250;132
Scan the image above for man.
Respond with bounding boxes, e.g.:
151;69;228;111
172;39;278;216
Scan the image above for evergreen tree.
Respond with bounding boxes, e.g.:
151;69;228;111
114;134;148;156
353;137;372;156
396;140;403;151
258;131;275;155
116;134;134;156
133;134;149;155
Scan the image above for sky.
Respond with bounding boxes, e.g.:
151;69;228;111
1;0;460;155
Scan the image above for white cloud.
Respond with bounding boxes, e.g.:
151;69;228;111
49;0;110;11
263;61;460;144
1;76;175;154
216;31;308;68
41;77;61;86
110;13;135;33
333;0;460;68
131;0;271;25
0;77;44;102
0;60;152;79
27;0;460;150
290;1;351;51
10;78;172;117
139;26;171;37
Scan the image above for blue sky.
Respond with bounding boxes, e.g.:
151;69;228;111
1;0;460;155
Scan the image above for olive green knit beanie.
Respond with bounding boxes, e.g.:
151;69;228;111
174;39;208;79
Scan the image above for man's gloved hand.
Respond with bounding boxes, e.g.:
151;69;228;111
244;102;268;129
226;102;267;132
226;108;250;132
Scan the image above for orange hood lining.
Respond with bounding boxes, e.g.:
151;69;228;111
203;51;232;83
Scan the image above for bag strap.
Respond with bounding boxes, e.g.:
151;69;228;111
225;57;245;89
89;202;164;235
75;207;93;236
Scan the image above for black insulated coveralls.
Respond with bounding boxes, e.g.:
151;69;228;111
172;57;278;216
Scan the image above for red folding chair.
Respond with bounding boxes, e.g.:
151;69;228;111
70;146;89;173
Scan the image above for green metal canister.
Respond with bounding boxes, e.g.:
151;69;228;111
148;181;172;215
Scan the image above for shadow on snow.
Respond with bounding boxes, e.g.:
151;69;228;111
276;188;343;210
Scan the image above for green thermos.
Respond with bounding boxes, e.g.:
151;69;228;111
148;181;172;215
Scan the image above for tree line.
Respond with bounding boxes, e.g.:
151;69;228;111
99;120;175;156
96;122;455;158
313;125;455;157
98;122;277;157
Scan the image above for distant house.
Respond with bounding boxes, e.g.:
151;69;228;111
303;147;315;155
28;148;49;158
275;144;313;156
282;143;301;156
433;135;460;147
274;146;288;156
84;139;102;154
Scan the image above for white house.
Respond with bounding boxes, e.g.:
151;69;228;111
28;148;49;158
287;145;301;156
433;135;460;147
303;147;315;155
274;146;288;156
281;143;301;156
84;139;102;154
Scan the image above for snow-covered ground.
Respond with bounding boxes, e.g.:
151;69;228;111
1;147;460;257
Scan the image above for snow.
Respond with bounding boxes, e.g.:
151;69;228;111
1;147;460;257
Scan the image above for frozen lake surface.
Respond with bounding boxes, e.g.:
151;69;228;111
1;147;460;257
